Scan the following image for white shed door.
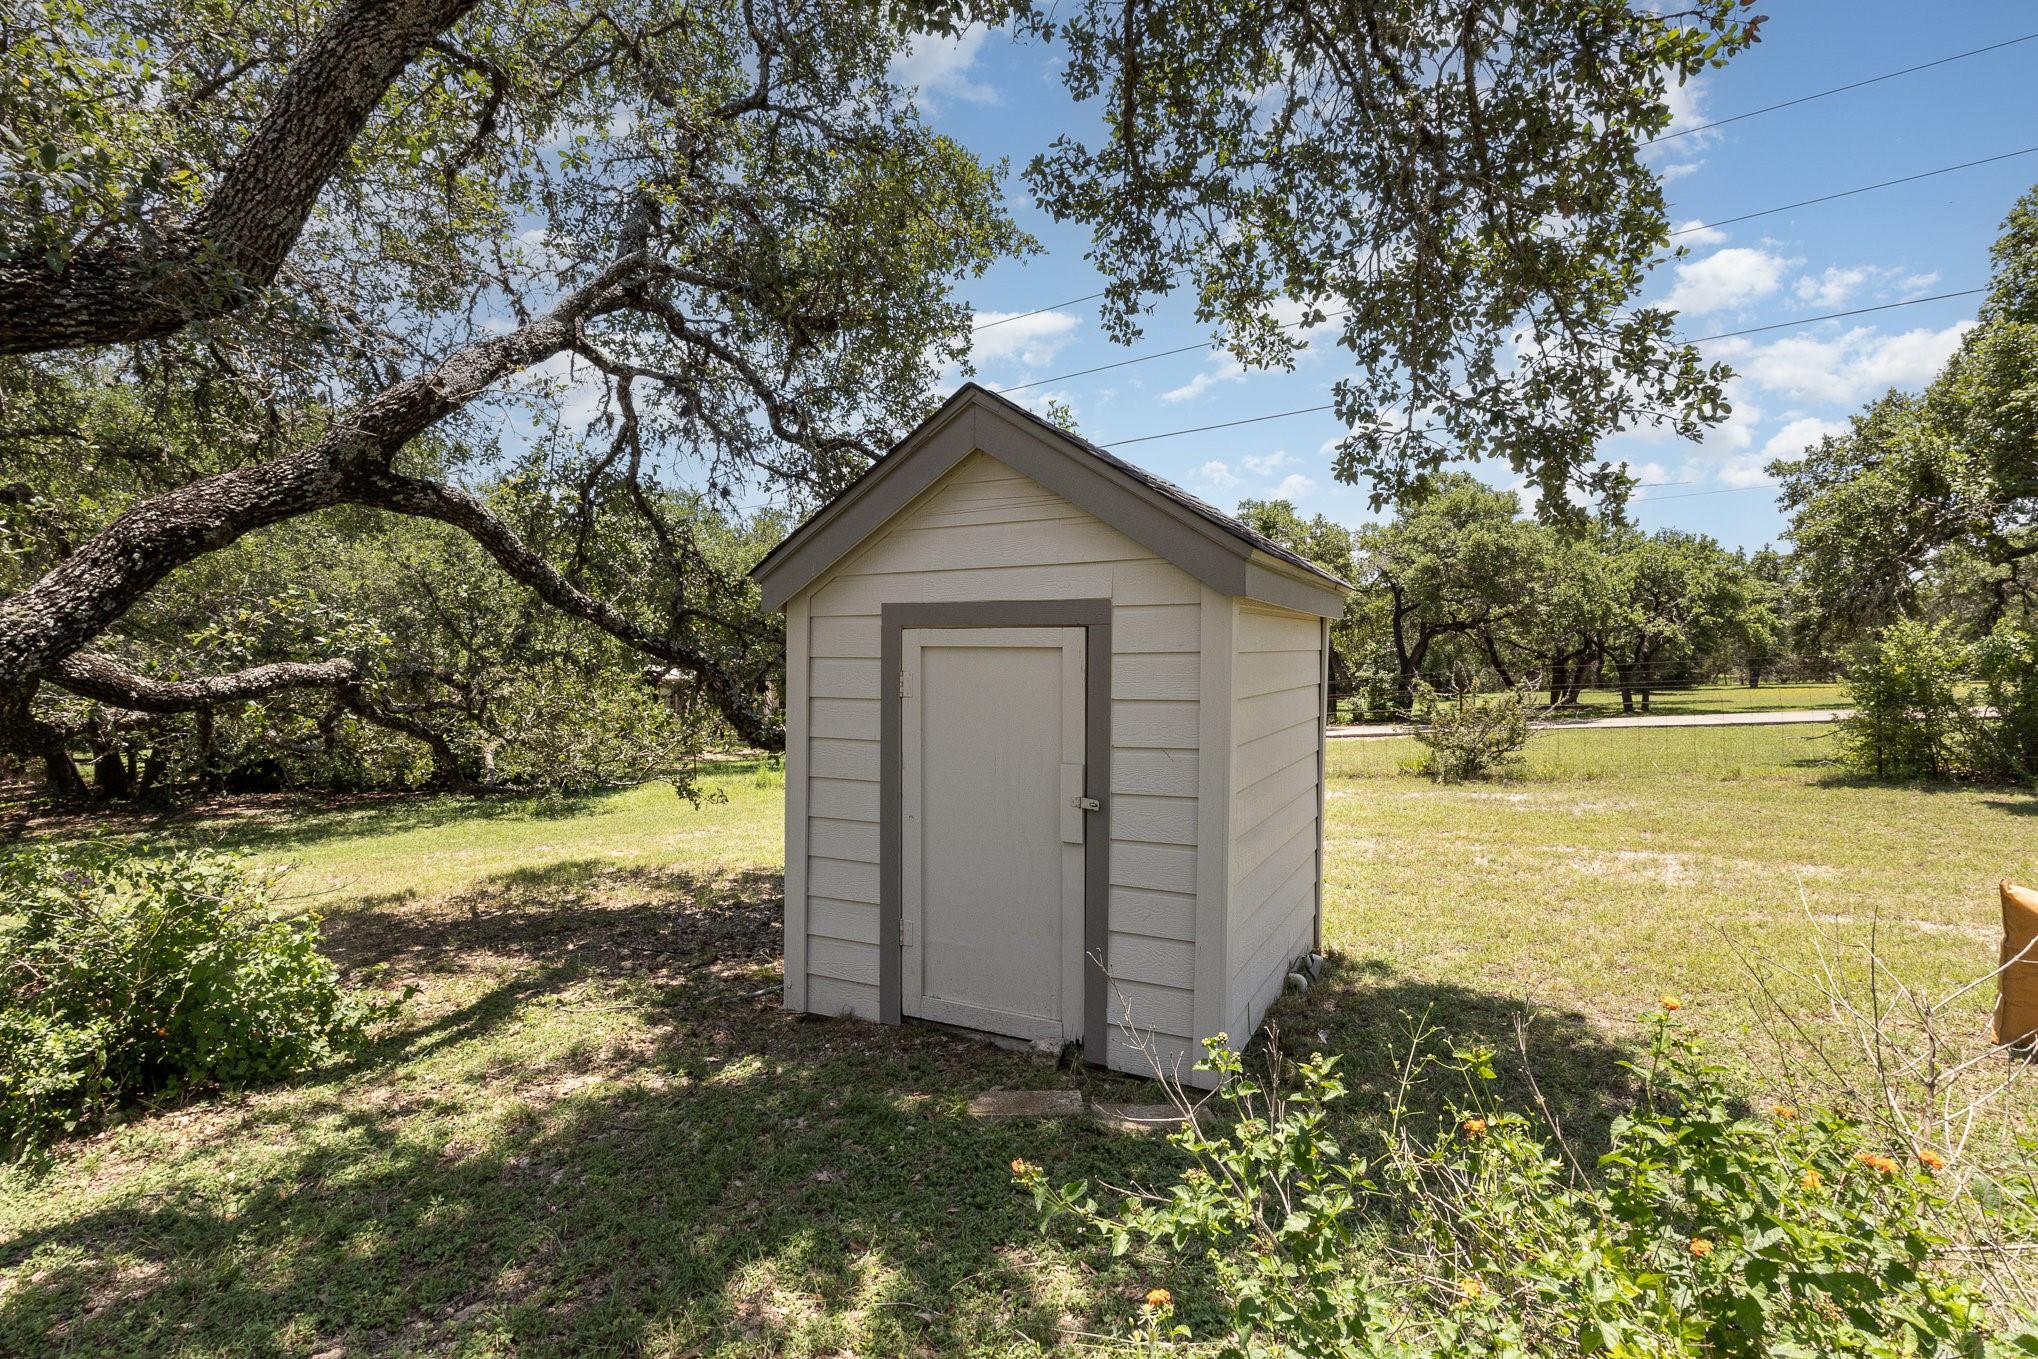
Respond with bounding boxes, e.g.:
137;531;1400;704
901;626;1086;1043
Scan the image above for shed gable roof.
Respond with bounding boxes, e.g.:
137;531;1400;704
751;384;1351;616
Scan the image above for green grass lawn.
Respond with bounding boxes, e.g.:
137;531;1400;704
1334;680;1851;726
5;732;2037;1355
1559;680;1850;717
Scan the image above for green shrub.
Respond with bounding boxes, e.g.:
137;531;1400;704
1408;681;1535;783
1838;618;2038;784
1970;620;2038;782
1018;1013;2038;1357
0;841;402;1151
1838;619;1973;779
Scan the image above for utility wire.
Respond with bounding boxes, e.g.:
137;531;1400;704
1671;145;2038;236
1635;483;1781;503
972;287;1115;332
1089;287;1981;449
993;142;2022;397
1683;288;1984;343
996;309;1349;395
975;39;2037;328
1104;403;1336;448
1646;30;2038;144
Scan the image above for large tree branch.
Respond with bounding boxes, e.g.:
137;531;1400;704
0;0;482;356
0;257;632;685
352;467;784;750
48;652;360;713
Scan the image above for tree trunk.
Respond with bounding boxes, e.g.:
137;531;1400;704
1479;629;1515;690
1;682;86;799
0;0;483;356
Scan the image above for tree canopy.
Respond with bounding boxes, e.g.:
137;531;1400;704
1029;0;1762;514
2;0;1768;798
1772;185;2038;639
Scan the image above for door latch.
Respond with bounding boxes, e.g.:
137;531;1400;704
1074;796;1102;812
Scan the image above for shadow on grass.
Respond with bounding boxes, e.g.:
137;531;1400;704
1255;954;1646;1156
9;786;609;854
7;762;776;855
0;868;1657;1355
0;857;1203;1357
1807;770;2038;814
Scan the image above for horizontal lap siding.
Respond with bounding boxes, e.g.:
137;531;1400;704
1227;606;1324;1043
796;453;1201;1052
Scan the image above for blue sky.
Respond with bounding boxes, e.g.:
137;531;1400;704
896;4;2038;552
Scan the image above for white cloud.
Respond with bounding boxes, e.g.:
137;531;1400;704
1791;265;1941;310
1270;473;1317;501
1198;460;1240;490
516;350;611;429
1622;460;1673;493
1161;359;1246;403
1673;219;1727;247
1662;79;1715;144
1793;266;1871;309
1243;449;1295;476
1713;455;1772;488
1006;387;1082;426
969;309;1079;369
1662;247;1792;315
1699;415;1847;491
1760;416;1848;462
1714;321;1974;404
890;28;997;108
1644;80;1715;183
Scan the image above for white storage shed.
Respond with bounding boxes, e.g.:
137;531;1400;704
752;385;1349;1084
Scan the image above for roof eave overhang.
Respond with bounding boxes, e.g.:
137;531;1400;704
752;388;1350;618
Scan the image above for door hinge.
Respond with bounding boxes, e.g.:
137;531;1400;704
897;669;910;697
899;919;914;945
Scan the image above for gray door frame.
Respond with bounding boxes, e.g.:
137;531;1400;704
880;598;1113;1058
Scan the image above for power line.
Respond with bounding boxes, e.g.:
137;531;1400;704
988;142;2016;400
1646;30;2038;145
1635;483;1781;503
974;38;2038;328
971;288;1114;332
1684;288;1984;343
1670;145;2038;237
1089;287;1981;449
1103;403;1336;448
996;309;1349;395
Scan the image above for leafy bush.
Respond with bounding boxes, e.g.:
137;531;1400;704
1838;619;1973;779
1018;1012;2038;1357
1839;618;2038;784
1970;620;2038;782
0;841;402;1151
1408;681;1535;783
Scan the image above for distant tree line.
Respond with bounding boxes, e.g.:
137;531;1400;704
1240;490;1796;720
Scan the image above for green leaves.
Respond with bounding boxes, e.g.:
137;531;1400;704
1017;1016;2038;1357
0;839;404;1153
1027;0;1762;515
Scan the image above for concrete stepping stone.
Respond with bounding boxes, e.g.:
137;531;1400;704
966;1088;1085;1119
1091;1101;1189;1133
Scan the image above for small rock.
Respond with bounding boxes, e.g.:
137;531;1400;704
966;1089;1085;1120
1285;971;1310;995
